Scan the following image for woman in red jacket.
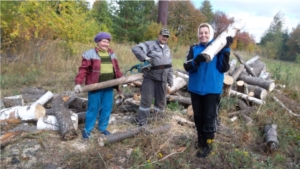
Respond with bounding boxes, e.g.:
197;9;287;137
74;32;123;139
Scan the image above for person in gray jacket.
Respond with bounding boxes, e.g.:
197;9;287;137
131;28;173;126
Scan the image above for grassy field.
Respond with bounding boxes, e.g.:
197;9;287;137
1;41;300;168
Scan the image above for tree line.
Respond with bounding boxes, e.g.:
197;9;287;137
1;0;299;62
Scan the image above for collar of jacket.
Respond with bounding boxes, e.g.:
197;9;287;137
94;47;114;54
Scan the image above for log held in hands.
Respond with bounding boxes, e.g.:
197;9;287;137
81;73;144;93
201;19;246;61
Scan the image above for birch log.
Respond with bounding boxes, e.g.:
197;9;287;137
245;55;260;65
272;96;299;116
231;64;245;82
248;60;266;77
201;19;246;61
230;90;265;105
247;84;268;100
81;73;144;93
238;73;275;92
167;76;187;94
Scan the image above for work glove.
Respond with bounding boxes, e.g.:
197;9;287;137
194;53;207;65
74;84;82;94
224;36;233;48
183;59;195;72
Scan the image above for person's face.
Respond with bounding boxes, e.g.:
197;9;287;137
198;26;210;43
97;39;110;51
158;34;169;44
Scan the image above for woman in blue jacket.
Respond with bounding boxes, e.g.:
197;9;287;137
183;23;232;158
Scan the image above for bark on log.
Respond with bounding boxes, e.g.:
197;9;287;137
52;95;78;140
2;95;24;108
238;73;275;92
201;19;246;61
228;59;237;76
233;53;256;77
239;114;253;125
81;73;144;93
144;124;171;135
230;90;265;105
245;55;260;65
166;95;191;105
248;59;266;77
68;97;88;112
21;88;47;103
117;104;139;113
175;71;189;81
264;124;279;153
167;76;187;94
231;64;245;82
98;127;145;146
172;115;195;128
247;84;268;100
223;75;233;97
0;104;45;122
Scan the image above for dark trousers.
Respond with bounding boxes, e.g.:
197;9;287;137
191;93;221;140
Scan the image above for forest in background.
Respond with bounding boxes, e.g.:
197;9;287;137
1;0;300;62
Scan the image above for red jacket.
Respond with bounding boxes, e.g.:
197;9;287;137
75;47;123;90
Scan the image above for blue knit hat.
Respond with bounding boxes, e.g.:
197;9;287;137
94;32;111;43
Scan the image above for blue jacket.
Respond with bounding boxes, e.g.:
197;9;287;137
187;40;230;95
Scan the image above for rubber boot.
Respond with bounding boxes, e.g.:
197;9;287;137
196;133;214;158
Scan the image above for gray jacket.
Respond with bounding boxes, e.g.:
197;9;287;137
132;40;173;85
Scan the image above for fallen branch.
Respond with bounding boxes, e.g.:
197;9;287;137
230;90;265;105
272;96;300;116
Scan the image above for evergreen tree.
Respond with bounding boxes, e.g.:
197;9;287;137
90;0;112;30
199;0;214;24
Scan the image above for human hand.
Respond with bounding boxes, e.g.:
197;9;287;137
74;84;82;93
194;53;207;65
224;36;233;48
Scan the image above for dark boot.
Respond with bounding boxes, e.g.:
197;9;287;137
195;133;205;149
196;133;214;158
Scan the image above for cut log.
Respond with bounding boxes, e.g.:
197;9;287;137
233;53;256;77
98;127;145;146
230;90;265;105
223;75;233;97
2;95;24;107
68;97;87;112
201;19;246;61
37;113;78;131
238;99;249;109
239;114;253;125
0;104;45;122
247;84;268;100
236;80;245;93
238;73;275;92
166;95;191;105
144;124;171;135
51;95;78;140
172;115;195;128
81;73;144;93
175;71;189;81
264;124;279;153
231;64;245;82
167;76;187;94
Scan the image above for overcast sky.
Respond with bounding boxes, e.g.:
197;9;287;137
87;0;300;43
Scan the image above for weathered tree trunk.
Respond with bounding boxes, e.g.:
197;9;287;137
98;127;145;146
248;59;266;77
201;19;246;61
81;73;143;93
167;76;187;94
223;75;233;97
233;52;256;77
166;95;191;105
227;107;255;118
230;90;265;105
238;73;275;92
239;114;253;125
51;95;77;140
